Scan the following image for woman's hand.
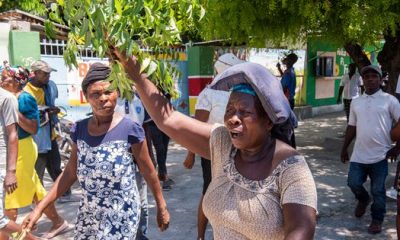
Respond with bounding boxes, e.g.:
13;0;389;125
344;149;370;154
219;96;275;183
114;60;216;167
157;206;170;231
110;47;141;82
22;209;43;232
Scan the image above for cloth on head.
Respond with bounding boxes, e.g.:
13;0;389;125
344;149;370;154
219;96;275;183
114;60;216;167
214;53;245;75
81;63;111;93
209;62;298;143
1;69;15;79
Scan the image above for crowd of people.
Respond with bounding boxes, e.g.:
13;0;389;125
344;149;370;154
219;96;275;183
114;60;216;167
0;51;400;240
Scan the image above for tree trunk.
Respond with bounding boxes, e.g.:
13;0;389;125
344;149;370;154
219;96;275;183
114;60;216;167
377;31;400;95
344;43;371;72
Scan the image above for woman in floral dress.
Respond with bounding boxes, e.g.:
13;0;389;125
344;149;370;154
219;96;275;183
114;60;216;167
23;63;169;239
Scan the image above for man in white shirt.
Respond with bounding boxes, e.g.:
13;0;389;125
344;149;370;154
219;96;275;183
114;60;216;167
341;65;400;234
337;63;364;122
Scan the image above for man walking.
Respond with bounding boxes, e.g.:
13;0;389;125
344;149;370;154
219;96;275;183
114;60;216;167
24;60;74;202
341;65;400;234
337;63;364;122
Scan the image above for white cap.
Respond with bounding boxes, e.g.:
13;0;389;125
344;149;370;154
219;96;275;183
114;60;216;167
31;60;57;73
214;53;245;74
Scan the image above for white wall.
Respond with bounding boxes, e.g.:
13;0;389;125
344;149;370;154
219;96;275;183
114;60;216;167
0;23;10;64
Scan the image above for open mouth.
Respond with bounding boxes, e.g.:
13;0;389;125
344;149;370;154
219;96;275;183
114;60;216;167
230;131;242;139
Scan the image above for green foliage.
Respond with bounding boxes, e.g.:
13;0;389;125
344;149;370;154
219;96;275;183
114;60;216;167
201;0;400;48
0;0;47;15
48;0;202;100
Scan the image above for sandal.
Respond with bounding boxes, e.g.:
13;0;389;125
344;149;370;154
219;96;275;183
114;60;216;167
41;220;69;239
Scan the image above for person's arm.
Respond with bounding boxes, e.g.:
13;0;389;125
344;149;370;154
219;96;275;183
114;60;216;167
283;204;316;240
22;144;78;230
132;140;169;231
4;123;18;195
1;220;37;240
340;125;356;163
386;140;400;162
113;49;212;159
391;120;400;141
276;62;284;76
17;112;38;135
184;109;211;169
337;86;344;104
17;94;39;134
387;103;400;161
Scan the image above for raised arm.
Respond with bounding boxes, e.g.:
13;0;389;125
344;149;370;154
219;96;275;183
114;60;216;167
184;109;211;169
114;51;212;159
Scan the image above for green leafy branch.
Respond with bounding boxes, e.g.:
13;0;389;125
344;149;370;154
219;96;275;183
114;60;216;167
46;0;203;100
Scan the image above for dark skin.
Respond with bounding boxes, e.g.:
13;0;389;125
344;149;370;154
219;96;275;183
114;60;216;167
391;114;400;240
182;109;213;240
341;70;400;162
183;110;210;169
23;81;170;233
337;64;364;104
0;76;37;239
113;49;316;239
1;77;38;135
0;77;18;195
1;73;64;239
276;55;296;76
30;70;60;114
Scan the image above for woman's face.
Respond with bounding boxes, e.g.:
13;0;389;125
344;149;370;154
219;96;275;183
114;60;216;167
224;92;272;151
85;81;118;118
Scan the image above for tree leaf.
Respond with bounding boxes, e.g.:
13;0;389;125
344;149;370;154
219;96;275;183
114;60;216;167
147;61;158;76
114;0;122;15
140;57;151;73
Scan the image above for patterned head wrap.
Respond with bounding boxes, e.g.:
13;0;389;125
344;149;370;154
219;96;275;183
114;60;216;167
1;68;16;82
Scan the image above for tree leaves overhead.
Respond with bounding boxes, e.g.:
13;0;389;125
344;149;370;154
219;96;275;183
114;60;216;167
0;0;47;15
45;0;202;100
200;0;400;48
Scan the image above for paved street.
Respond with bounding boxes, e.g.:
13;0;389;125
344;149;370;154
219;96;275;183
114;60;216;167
17;111;398;239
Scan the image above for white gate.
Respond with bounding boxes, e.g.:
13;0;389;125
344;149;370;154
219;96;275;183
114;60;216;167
40;39;104;121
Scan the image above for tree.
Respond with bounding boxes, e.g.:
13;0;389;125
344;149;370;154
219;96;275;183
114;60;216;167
0;0;47;15
200;0;400;93
0;0;203;99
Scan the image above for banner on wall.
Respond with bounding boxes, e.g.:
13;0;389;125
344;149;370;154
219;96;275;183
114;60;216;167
66;60;109;106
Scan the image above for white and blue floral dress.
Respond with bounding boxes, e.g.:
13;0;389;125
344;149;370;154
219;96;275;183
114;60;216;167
70;117;145;240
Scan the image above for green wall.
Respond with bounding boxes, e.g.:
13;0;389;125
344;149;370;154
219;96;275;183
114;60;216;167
9;31;40;67
305;38;381;107
187;46;214;76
